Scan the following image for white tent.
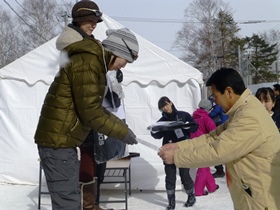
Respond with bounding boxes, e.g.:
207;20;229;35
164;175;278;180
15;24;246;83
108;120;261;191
0;15;203;190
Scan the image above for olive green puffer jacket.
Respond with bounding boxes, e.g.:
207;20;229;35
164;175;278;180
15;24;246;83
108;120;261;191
34;37;128;148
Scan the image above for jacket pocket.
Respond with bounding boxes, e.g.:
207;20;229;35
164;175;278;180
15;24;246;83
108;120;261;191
41;149;69;182
69;118;87;142
242;182;252;197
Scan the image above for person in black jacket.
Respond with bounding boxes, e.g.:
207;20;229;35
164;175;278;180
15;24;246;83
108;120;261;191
151;96;198;210
273;84;280;114
255;87;280;131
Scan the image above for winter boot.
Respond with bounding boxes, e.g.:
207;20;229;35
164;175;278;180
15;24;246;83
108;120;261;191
80;180;97;210
94;205;114;210
212;170;225;178
184;193;196;207
212;165;225;178
80;180;113;210
166;190;175;210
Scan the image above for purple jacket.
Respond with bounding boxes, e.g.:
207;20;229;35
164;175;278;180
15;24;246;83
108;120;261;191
191;108;216;138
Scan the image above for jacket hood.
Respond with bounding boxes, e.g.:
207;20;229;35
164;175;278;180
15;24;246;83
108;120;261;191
56;25;84;51
64;37;104;60
193;108;209;119
55;25;110;69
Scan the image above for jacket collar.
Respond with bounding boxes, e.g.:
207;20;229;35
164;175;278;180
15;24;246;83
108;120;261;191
56;24;95;51
226;88;252;116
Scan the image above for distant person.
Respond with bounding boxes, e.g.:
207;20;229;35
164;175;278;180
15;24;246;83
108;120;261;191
34;1;139;209
255;87;280;131
273;84;280;113
150;96;198;210
208;97;229;178
158;68;280;210
208;97;229;126
191;99;219;196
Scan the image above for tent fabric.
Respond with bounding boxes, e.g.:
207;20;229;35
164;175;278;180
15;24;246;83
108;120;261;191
0;15;202;87
0;15;203;190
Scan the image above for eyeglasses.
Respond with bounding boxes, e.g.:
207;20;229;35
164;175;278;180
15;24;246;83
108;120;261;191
77;8;102;17
122;38;138;61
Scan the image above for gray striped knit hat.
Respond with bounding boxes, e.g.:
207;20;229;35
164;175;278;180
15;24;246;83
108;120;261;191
102;28;139;63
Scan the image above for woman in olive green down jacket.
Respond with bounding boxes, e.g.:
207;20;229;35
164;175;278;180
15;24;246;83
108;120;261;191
41;1;130;210
34;3;139;209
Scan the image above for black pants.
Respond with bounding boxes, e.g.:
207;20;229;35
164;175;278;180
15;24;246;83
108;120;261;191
95;162;107;204
165;164;194;193
214;164;224;172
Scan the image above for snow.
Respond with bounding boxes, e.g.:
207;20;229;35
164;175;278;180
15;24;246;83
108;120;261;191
0;167;234;210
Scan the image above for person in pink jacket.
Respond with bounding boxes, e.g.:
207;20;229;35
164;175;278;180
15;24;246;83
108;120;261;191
191;99;219;196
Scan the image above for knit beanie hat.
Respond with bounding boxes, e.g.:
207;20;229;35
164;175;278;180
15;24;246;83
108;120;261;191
102;28;139;63
198;99;213;111
72;0;103;23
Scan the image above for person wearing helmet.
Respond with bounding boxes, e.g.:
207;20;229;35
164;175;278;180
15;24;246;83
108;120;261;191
34;1;139;210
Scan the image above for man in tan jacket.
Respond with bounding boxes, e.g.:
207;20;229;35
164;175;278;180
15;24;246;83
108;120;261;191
158;68;280;210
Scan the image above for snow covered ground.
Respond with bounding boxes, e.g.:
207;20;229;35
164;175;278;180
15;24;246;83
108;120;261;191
0;171;234;210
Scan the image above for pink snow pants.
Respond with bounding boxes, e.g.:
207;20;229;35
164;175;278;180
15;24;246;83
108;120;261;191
194;167;217;196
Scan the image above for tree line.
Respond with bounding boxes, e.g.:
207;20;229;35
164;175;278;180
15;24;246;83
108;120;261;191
175;0;280;84
0;0;72;68
1;0;279;84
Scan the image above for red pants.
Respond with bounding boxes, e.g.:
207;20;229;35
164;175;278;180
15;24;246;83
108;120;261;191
79;146;96;182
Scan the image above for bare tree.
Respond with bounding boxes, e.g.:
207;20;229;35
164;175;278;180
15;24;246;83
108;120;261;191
174;0;240;80
0;6;22;68
15;0;72;54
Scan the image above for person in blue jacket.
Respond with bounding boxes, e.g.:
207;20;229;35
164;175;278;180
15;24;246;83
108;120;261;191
209;96;229;178
209;97;229;126
151;96;198;210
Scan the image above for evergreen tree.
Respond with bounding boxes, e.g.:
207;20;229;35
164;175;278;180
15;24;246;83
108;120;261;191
213;10;240;69
245;34;278;83
174;0;240;80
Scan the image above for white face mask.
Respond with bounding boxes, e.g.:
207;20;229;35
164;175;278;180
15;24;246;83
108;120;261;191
106;70;125;99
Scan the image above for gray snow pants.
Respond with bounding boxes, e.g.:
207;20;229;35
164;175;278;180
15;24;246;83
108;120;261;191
38;146;80;210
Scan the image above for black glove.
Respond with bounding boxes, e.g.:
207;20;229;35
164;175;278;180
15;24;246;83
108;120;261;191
122;128;138;145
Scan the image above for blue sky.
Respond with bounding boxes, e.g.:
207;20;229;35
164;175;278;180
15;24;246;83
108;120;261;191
2;0;280;57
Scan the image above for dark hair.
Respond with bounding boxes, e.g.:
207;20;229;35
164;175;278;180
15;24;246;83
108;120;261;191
273;84;280;92
206;68;246;95
255;87;275;103
158;96;172;110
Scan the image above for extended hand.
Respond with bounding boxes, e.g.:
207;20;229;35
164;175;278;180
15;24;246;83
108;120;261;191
161;142;179;151
158;148;175;164
157;143;178;164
